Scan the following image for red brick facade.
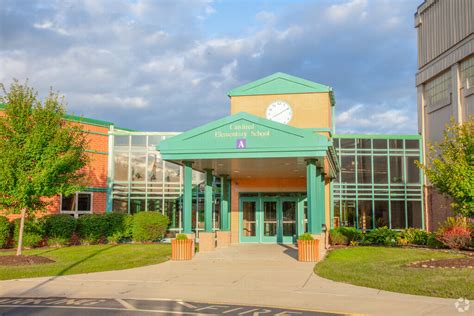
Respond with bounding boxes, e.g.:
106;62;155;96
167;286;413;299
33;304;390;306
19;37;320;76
425;186;453;231
0;109;111;218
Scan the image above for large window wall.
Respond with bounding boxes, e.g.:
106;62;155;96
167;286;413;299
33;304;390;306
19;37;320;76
333;135;424;230
110;132;222;236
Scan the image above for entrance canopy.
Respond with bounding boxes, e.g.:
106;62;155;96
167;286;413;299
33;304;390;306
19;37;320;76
158;112;337;177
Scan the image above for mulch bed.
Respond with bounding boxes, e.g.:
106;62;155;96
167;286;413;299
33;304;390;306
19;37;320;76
0;255;55;266
406;253;474;269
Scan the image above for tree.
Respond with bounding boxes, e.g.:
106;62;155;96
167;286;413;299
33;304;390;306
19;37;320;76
0;81;88;255
417;117;474;218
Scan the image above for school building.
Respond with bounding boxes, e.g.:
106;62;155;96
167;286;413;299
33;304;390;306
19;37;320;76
0;72;427;252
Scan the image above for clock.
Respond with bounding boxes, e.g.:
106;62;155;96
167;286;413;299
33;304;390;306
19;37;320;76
266;101;293;124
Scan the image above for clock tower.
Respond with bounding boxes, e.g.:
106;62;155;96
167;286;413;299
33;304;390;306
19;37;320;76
228;72;334;130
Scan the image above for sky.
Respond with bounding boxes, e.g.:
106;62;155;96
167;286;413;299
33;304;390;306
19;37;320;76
0;0;420;134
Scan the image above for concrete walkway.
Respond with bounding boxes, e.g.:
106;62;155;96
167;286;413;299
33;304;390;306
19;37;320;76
0;244;464;315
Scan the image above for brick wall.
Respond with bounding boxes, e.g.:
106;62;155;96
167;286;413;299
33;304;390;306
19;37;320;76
0;111;111;218
426;186;453;231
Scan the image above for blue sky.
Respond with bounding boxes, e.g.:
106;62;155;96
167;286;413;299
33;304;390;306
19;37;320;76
0;0;419;134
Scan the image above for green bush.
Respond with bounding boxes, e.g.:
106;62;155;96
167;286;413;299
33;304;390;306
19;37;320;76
13;217;46;248
76;214;109;244
329;227;362;245
176;233;188;240
329;229;348;245
132;212;169;242
427;232;445;249
298;233;314;241
402;228;429;245
123;214;134;238
107;232;124;244
364;227;400;246
0;216;10;248
47;237;69;247
105;213;130;236
44;214;76;240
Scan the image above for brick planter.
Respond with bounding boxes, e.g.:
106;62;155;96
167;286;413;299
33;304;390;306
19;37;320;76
297;239;319;262
171;239;194;261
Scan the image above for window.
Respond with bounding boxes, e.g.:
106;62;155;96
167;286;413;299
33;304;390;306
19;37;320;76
114;152;129;181
61;192;93;218
374;200;389;228
357;139;371;150
341;200;356;227
389;139;403;150
405;139;419;150
357;155;372;184
424;70;451;106
358;200;373;230
390;156;404;183
407;201;422;228
373;139;387;150
340;156;356;183
340;138;355;149
390;201;406;229
373;156;388;184
460;55;474;88
114;135;129;147
406;156;420;184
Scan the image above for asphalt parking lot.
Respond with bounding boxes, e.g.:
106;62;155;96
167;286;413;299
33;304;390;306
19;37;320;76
0;297;342;316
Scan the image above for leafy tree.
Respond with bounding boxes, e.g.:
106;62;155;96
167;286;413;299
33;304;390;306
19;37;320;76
417;117;474;218
0;81;88;255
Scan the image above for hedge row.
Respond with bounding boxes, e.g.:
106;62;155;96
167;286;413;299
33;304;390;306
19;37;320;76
0;212;169;248
329;217;473;250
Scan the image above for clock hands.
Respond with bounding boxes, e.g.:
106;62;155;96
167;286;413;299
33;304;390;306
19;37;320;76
271;107;290;119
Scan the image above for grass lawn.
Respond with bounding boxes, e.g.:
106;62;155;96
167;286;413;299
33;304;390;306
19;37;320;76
314;246;474;299
0;243;171;280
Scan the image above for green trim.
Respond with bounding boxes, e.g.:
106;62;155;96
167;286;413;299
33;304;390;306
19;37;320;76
85;150;108;155
204;169;213;232
64;114;114;128
220;175;230;231
85;187;108;193
306;159;319;234
159;112;332;161
115;127;137;132
183;161;193;233
335;134;422;140
228;72;334;104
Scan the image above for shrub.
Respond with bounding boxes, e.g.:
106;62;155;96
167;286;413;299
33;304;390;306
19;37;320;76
298;233;314;241
426;232;445;249
0;216;10;248
107;232;124;244
123;214;134;238
132;212;169;242
436;217;472;250
13;217;46;248
105;213;131;237
402;228;429;245
44;214;76;240
329;227;362;245
329;229;348;245
76;214;109;244
176;234;188;240
47;237;69;247
364;227;400;246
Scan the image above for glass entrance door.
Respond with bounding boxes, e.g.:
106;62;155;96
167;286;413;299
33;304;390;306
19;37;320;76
261;198;278;242
239;195;301;243
240;197;260;242
280;198;298;243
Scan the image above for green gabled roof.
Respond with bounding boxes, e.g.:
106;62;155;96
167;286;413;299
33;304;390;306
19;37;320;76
158;112;332;160
228;72;333;97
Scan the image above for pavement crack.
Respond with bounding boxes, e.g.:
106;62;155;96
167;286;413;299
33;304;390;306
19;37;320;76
301;272;313;288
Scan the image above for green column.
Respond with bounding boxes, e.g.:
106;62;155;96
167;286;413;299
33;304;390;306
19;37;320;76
306;159;320;234
220;175;230;231
204;169;213;232
317;167;326;229
183;161;193;233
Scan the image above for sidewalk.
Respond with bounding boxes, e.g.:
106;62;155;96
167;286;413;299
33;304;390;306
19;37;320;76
0;244;464;315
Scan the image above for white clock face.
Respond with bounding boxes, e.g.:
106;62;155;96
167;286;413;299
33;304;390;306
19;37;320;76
266;101;293;124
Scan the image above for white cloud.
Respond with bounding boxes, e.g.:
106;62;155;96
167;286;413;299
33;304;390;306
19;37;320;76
326;0;368;23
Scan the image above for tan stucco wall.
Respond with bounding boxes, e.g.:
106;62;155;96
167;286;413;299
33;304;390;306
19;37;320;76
230;93;332;129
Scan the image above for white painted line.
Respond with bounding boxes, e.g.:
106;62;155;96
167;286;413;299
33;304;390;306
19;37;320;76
177;301;197;309
116;298;137;310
